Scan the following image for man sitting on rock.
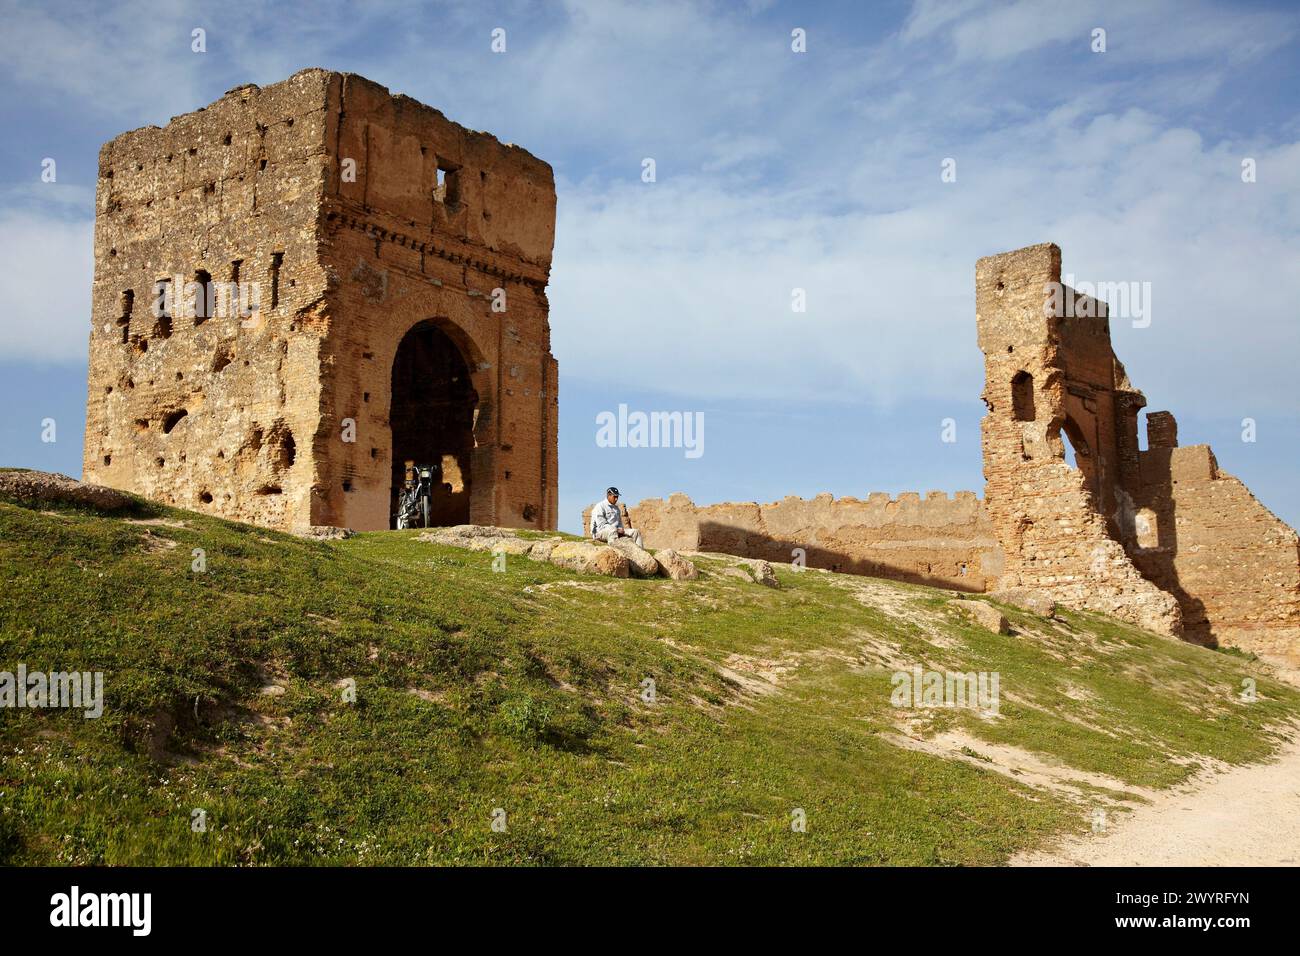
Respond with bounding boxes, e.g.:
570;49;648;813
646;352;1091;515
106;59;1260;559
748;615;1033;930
590;487;644;548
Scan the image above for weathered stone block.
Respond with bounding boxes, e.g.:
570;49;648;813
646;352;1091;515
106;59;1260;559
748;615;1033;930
654;548;699;581
0;470;135;512
548;541;630;578
950;599;1010;635
989;588;1057;618
741;558;779;588
606;538;660;578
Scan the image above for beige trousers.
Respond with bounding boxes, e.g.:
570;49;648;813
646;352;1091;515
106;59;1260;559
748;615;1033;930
598;527;644;548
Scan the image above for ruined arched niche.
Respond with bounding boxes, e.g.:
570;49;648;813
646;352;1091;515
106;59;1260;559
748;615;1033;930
1011;371;1035;421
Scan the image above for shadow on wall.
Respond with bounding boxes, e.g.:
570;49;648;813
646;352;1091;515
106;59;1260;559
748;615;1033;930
1125;444;1214;647
696;520;988;593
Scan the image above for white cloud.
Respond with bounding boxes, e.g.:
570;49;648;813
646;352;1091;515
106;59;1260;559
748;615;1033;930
946;0;1094;62
552;105;1300;416
1;0;1295;425
0;0;207;124
907;0;1295;65
0;209;93;363
901;0;986;42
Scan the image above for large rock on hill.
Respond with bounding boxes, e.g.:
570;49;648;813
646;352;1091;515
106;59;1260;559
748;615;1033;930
417;526;706;582
548;540;630;578
949;598;1010;635
606;537;660;577
989;587;1057;618
655;548;699;581
0;470;134;512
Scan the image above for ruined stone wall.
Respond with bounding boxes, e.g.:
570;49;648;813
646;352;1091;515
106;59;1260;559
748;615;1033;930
1127;425;1300;660
610;491;1004;591
83;71;332;528
310;72;558;530
975;243;1183;636
976;243;1300;655
586;243;1296;659
84;69;558;532
82;93;1296;657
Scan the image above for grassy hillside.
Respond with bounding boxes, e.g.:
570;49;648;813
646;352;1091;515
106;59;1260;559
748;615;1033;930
2;486;1297;865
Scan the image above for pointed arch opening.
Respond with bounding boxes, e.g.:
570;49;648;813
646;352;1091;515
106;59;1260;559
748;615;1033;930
389;320;479;528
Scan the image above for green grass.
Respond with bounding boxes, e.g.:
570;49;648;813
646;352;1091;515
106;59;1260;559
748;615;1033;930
1;489;1296;865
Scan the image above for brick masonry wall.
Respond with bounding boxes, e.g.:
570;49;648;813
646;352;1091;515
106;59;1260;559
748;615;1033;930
312;72;557;531
976;243;1300;655
83;71;333;528
592;491;1005;591
1129;439;1300;660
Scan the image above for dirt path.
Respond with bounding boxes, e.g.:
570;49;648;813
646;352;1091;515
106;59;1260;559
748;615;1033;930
1013;730;1300;866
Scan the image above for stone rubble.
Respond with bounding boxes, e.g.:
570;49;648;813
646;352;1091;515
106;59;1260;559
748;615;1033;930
949;599;1011;635
416;526;707;583
606;537;660;578
654;548;699;581
989;588;1058;618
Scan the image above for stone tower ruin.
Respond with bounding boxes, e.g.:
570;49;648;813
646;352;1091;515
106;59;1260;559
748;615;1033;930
625;243;1300;663
83;69;558;531
975;242;1300;656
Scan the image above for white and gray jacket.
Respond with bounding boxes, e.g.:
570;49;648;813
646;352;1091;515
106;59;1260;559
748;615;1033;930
590;500;624;538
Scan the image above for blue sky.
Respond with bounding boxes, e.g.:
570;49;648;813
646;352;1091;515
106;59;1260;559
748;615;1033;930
1;0;1297;533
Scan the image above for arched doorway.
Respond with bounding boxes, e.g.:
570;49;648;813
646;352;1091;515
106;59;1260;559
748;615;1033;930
389;320;478;528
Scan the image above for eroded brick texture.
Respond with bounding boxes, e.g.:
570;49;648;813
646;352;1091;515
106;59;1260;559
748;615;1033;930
1128;432;1300;660
976;243;1184;636
83;69;558;531
977;243;1299;654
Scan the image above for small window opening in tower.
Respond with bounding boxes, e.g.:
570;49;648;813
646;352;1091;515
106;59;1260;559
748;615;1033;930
194;269;212;324
118;290;133;343
1011;371;1035;421
269;252;283;309
434;160;461;206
